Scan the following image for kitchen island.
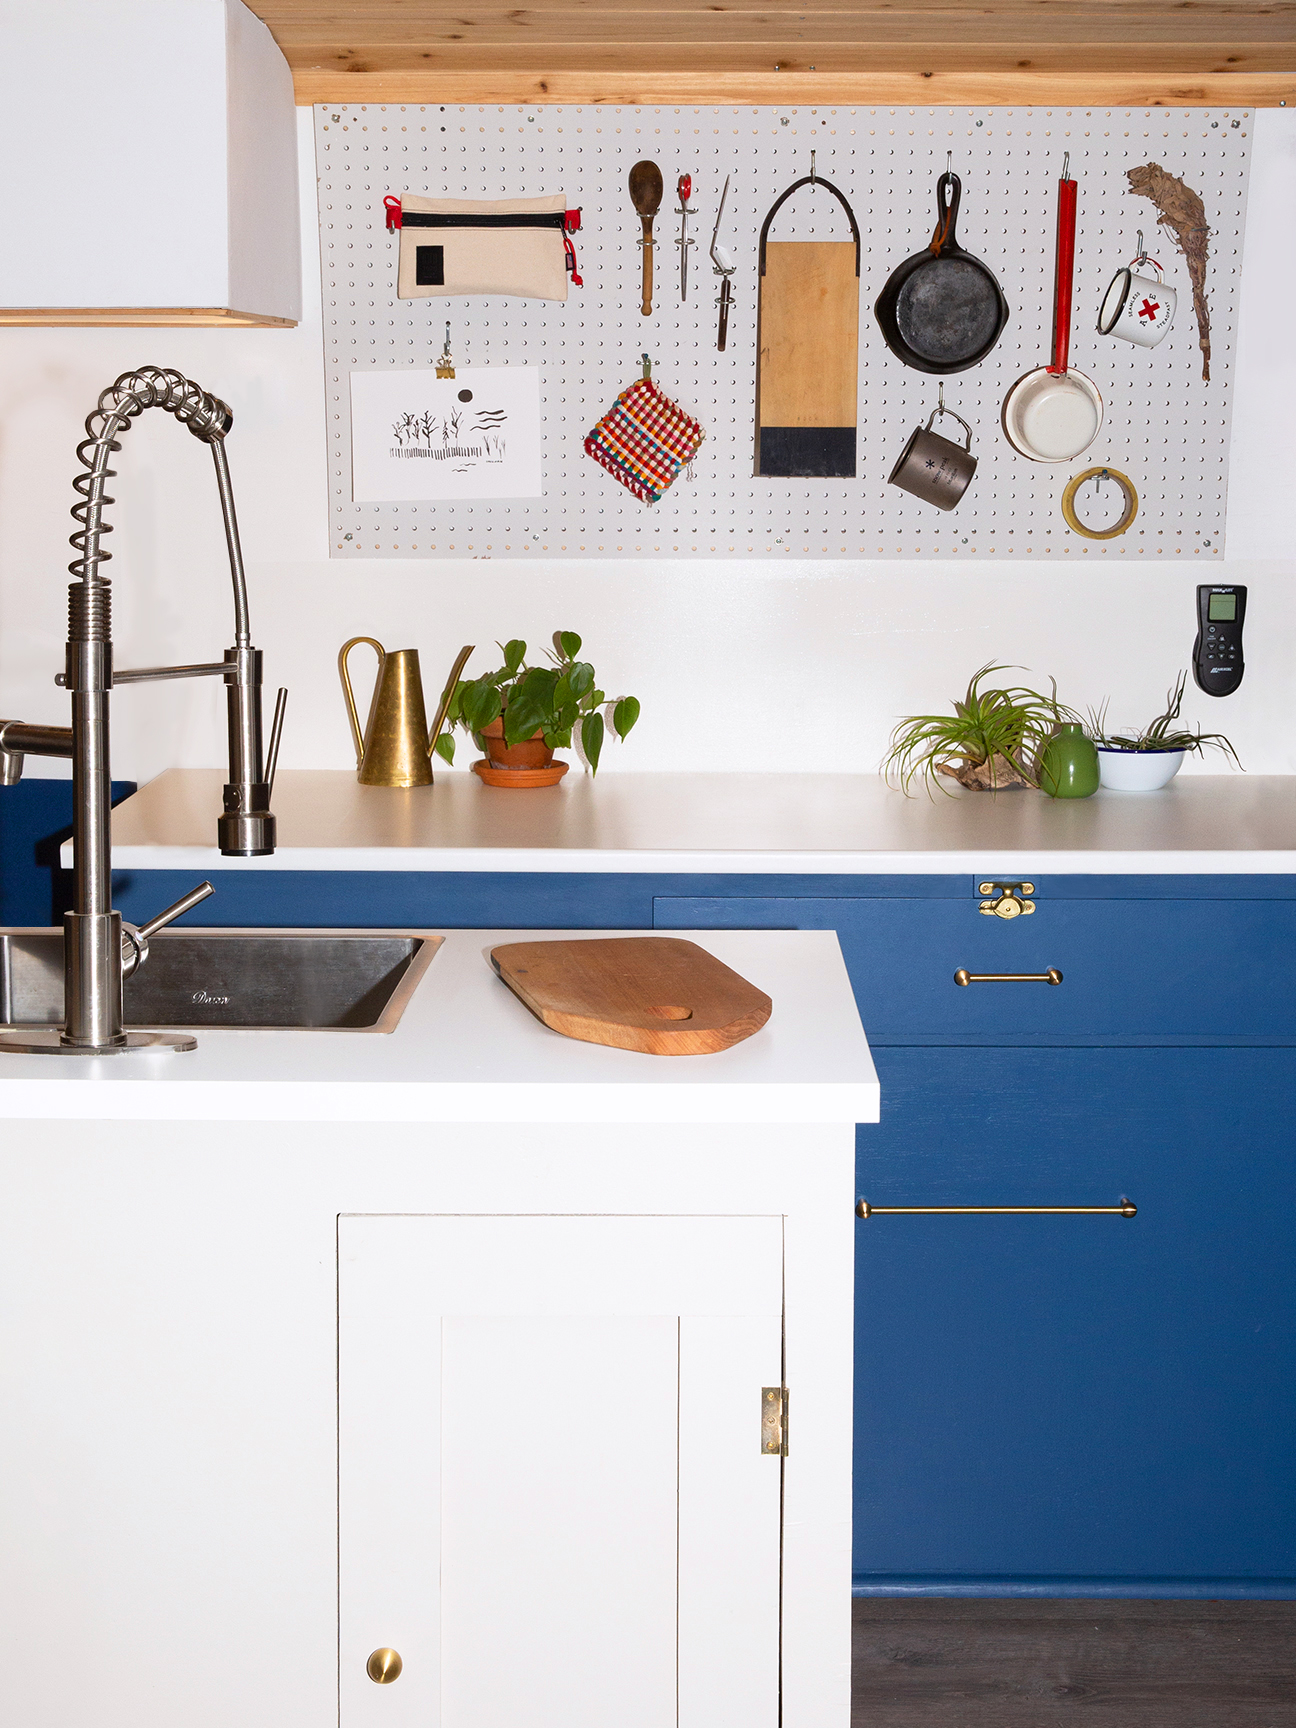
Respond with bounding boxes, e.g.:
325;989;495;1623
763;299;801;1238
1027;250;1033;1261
85;768;1296;1601
0;928;875;1728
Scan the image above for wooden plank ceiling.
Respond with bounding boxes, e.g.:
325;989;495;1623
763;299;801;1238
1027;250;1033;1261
252;0;1296;106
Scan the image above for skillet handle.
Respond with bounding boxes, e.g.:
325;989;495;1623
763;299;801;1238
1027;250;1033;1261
929;171;961;255
1049;174;1078;374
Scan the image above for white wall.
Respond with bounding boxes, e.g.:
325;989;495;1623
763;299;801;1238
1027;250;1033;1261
1;108;1293;783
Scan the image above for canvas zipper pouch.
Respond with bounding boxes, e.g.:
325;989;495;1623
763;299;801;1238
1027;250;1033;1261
385;194;582;301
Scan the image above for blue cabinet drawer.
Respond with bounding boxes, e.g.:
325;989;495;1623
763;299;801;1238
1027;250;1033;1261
653;893;1296;1042
851;1047;1296;1587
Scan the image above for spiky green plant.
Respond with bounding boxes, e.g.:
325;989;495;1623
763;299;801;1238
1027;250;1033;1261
1089;672;1241;765
884;663;1073;795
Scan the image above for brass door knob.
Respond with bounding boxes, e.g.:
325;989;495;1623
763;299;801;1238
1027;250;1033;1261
367;1648;403;1684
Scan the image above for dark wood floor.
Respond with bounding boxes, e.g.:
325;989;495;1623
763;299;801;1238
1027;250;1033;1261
852;1599;1296;1728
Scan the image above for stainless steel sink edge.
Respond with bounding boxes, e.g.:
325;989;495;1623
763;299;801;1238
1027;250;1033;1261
0;928;445;1035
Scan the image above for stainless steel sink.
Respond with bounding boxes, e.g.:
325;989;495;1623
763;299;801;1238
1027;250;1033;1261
0;929;439;1033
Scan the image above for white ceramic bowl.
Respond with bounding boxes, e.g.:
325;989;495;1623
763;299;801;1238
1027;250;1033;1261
1097;747;1185;791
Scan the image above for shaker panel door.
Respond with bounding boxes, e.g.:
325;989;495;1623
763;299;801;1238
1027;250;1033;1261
339;1215;783;1728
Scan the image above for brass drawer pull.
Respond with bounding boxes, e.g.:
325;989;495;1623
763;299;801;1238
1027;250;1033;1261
954;967;1062;986
857;1198;1137;1219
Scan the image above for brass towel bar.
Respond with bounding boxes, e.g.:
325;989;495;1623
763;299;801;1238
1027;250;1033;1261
954;968;1062;986
857;1199;1137;1218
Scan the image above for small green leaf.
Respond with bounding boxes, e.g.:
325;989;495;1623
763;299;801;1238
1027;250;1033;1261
433;731;456;764
502;666;560;743
567;660;594;699
502;639;527;675
461;677;503;734
557;630;582;660
581;710;604;774
613;696;640;738
553;670;574;709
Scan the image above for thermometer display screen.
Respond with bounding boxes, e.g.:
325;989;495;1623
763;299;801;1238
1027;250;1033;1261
1208;593;1237;621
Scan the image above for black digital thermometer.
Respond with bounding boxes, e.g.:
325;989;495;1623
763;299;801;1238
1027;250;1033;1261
1193;585;1245;697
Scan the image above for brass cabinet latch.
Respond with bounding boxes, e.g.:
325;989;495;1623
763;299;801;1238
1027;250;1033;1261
761;1386;788;1456
979;881;1035;918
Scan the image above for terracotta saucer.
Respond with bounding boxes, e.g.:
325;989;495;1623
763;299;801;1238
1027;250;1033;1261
471;759;570;789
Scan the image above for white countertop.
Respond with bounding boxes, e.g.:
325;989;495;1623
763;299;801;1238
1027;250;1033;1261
97;768;1296;875
0;929;878;1125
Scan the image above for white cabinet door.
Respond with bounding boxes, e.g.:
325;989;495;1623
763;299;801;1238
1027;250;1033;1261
339;1215;783;1728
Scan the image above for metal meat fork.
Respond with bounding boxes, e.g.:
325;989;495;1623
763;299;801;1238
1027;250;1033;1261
710;175;737;350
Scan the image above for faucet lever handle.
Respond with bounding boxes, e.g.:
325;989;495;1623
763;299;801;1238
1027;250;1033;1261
121;880;215;979
265;686;287;797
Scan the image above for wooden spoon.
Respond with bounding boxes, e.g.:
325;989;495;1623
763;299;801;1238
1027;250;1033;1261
628;159;664;316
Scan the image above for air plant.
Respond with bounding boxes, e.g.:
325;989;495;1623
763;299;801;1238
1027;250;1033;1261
1089;672;1241;765
884;663;1074;795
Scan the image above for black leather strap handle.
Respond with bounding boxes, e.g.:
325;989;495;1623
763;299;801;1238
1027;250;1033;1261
758;176;861;277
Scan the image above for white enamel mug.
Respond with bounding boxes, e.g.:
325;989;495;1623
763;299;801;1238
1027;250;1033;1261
1097;258;1175;348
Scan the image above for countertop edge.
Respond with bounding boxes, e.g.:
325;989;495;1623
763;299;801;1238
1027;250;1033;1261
0;1078;881;1124
101;845;1296;875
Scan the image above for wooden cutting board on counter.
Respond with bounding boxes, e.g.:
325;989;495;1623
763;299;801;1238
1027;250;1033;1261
490;937;772;1056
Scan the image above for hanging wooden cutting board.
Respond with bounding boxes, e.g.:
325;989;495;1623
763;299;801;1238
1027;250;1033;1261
755;174;861;478
490;936;772;1056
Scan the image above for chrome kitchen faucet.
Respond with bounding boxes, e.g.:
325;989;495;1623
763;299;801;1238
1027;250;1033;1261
0;368;286;1055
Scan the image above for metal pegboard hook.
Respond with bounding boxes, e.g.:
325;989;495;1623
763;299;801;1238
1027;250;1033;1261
938;381;946;414
810;149;816;184
945;149;953;188
641;352;652;381
1062;150;1071;180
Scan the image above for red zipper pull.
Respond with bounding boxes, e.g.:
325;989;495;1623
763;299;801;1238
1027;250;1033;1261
383;195;403;232
564;231;583;287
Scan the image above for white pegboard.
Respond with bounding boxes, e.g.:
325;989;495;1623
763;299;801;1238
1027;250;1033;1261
315;104;1250;559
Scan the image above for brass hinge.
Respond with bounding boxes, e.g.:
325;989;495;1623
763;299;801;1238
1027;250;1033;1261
979;881;1035;918
761;1386;788;1456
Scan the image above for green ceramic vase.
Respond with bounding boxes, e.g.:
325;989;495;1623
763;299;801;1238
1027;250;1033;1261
1038;723;1099;799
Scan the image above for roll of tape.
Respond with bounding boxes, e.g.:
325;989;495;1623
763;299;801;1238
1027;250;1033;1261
1061;466;1138;539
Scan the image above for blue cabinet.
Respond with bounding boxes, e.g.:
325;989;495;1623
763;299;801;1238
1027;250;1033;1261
852;1047;1296;1593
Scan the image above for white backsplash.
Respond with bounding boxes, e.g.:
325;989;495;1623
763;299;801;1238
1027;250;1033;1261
0;111;1292;783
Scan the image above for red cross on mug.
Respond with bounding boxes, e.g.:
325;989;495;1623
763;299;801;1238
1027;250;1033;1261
1139;297;1160;321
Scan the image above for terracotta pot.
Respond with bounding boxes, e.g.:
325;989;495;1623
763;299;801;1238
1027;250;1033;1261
479;715;555;771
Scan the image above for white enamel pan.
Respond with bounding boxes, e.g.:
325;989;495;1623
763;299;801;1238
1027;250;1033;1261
1002;163;1102;462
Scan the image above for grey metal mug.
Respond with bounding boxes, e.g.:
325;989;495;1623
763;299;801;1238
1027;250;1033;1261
888;405;977;510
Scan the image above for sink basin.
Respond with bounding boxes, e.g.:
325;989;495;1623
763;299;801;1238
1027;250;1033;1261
0;929;440;1033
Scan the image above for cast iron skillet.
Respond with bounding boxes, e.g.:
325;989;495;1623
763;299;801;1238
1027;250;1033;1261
874;172;1009;374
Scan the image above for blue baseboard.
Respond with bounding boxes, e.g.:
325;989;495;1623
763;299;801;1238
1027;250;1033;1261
853;1575;1296;1599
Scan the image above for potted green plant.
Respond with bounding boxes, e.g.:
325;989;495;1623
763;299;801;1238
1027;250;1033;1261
438;632;640;782
883;663;1074;794
1089;672;1241;791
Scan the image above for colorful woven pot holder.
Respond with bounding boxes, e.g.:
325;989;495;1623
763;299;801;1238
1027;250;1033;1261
584;358;705;504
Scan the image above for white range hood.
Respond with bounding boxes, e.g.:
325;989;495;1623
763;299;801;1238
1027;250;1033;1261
0;0;300;326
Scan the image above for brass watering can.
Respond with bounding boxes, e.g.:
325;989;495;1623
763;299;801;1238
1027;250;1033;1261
338;638;473;787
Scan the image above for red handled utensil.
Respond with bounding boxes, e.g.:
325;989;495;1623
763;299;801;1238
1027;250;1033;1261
1001;156;1103;462
676;173;696;301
